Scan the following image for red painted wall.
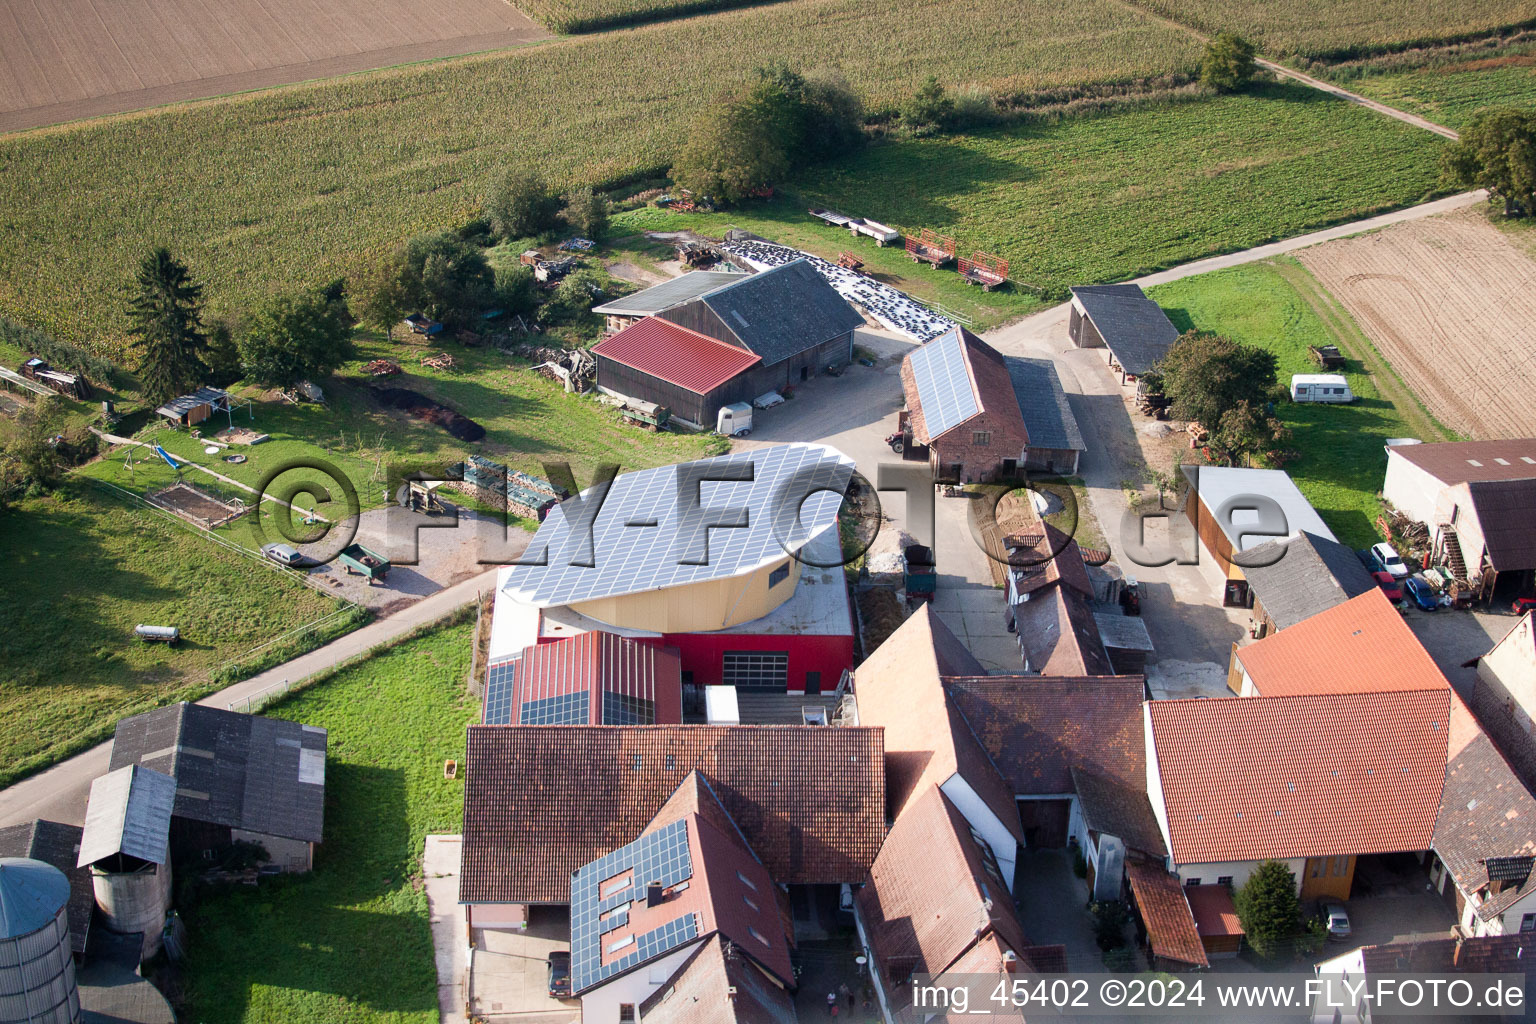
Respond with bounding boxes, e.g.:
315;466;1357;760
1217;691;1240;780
661;630;854;693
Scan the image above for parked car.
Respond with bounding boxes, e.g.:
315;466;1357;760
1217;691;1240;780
1321;901;1352;941
261;542;303;566
1371;570;1404;603
1513;597;1536;616
1404;573;1439;611
547;950;572;998
1369;542;1409;579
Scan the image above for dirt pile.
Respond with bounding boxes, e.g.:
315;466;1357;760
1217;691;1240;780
371;386;486;442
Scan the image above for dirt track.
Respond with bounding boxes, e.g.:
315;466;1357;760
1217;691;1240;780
0;0;549;134
1298;209;1536;440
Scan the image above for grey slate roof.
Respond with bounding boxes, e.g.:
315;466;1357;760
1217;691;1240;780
1241;530;1377;631
1006;356;1085;453
78;765;176;867
108;703;327;844
1070;284;1180;376
590;270;745;316
0;820;92;952
1093;611;1155;652
686;259;864;366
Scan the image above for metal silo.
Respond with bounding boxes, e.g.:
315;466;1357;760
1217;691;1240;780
0;857;80;1024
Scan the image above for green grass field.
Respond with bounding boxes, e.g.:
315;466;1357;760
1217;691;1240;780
1126;0;1536;58
1336;56;1536;129
1148;259;1452;548
0;483;350;787
777;82;1444;299
180;621;474;1024
0;0;1207;355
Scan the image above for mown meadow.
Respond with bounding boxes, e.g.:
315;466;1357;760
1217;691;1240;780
0;0;1206;355
180;620;475;1024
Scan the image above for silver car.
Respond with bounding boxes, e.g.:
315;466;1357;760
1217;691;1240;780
261;542;303;566
1322;900;1352;941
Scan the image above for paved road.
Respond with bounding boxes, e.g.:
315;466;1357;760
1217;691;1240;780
0;568;499;831
1258;58;1461;140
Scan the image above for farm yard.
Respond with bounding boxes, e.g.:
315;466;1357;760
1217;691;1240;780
0;482;350;789
179;620;474;1024
1123;0;1536;58
0;0;1209;354
1297;208;1536;442
1147;259;1450;550
0;0;549;133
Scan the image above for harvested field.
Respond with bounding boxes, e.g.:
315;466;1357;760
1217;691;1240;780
1298;209;1536;440
0;0;548;134
371;385;487;442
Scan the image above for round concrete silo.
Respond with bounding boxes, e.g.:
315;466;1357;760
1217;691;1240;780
0;857;81;1024
90;860;171;962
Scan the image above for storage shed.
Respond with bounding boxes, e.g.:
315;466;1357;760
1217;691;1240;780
153;386;231;428
1068;284;1180;384
1005;356;1086;475
77;765;175;962
592;317;761;428
590;270;744;336
0;858;80;1024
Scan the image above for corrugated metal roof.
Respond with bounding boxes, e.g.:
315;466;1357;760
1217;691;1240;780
78;765;176;867
590;271;745;316
1181;465;1337;551
0;857;70;939
593;317;761;395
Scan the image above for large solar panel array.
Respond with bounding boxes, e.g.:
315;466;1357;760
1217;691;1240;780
571;819;695;992
504;444;855;607
907;327;980;438
519;691;590;725
601;692;656;725
482;658;519;725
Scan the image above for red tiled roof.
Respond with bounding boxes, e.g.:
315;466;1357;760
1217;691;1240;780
1186;884;1243;939
854;606;1023;843
1011;586;1114;676
1234;589;1451;697
460;725;885;904
857;787;1029;985
638;935;798;1024
1125;862;1208;968
515;632;683;724
1148;690;1451;865
946;676;1147;796
593;316;761;394
1359;933;1536;975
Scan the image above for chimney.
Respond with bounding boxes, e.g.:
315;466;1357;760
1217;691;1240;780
1453;937;1464;968
647;882;665;908
1002;950;1019;973
727;986;738;1001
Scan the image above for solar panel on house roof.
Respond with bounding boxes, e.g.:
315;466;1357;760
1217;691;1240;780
504;444;854;607
571;819;695;992
483;658;518;724
520;691;590;725
908;328;980;438
602;692;656;725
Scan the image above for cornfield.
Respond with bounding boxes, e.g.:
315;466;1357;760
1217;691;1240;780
0;0;1203;355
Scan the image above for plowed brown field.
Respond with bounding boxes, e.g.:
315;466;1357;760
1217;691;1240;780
0;0;548;133
1298;209;1536;440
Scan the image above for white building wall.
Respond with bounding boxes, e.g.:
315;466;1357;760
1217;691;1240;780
939;773;1018;891
1144;706;1173;865
581;942;697;1023
1172;859;1306;893
1382;451;1446;527
1312;947;1369;1024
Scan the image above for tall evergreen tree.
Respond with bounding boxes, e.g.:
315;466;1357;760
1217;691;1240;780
127;248;210;405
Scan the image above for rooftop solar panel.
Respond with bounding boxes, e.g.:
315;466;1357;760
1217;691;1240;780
571;819;695;992
504;444;855;608
520;691;590;725
908;328;980;438
482;658;518;725
601;692;656;725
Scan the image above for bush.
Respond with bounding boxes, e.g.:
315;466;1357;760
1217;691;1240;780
1103;946;1137;972
901;76;955;136
486;168;562;239
1091;900;1130;951
0;316;120;386
1201;33;1257;93
562;185;610;240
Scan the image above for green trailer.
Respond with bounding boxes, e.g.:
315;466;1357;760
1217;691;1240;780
338;543;390;582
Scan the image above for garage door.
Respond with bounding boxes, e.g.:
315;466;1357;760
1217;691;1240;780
1018;799;1072;848
722;651;788;691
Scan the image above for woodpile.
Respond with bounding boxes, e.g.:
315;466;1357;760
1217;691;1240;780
363;359;402;376
421;353;456;371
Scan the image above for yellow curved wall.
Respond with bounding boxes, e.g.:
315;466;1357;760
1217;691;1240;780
569;556;801;632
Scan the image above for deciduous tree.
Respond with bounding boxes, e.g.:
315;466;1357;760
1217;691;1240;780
486;168;561;240
400;232;495;319
237;288;355;390
1444;108;1536;216
1159;329;1278;428
127;247;210;406
354;250;413;339
562;185;610;240
1201;33;1257;93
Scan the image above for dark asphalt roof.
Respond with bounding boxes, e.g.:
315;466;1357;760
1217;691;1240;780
0;822;91;951
692;259;864;366
1070;284;1180;376
108;703;326;844
1241;530;1378;630
590;270;745;316
1467;478;1536;572
1005;356;1084;453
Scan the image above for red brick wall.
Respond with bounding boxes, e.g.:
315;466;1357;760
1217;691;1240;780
932;410;1030;483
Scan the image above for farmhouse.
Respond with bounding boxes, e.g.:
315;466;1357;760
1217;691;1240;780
1181;465;1338;605
480;630;683;725
1002;525;1115;676
490;444;857;695
1382;439;1536;601
1316;933;1536;1024
1469;612;1536;790
1235;530;1377;639
1006;356;1085;476
898;326;1029;483
567;772;794;1024
590;269;744;335
1067;284;1180;384
153;386;233;428
591;317;762;429
107;702;326;872
457;726;885;926
1227;588;1448;697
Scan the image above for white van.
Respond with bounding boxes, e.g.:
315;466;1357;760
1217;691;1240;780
1291;374;1354;403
